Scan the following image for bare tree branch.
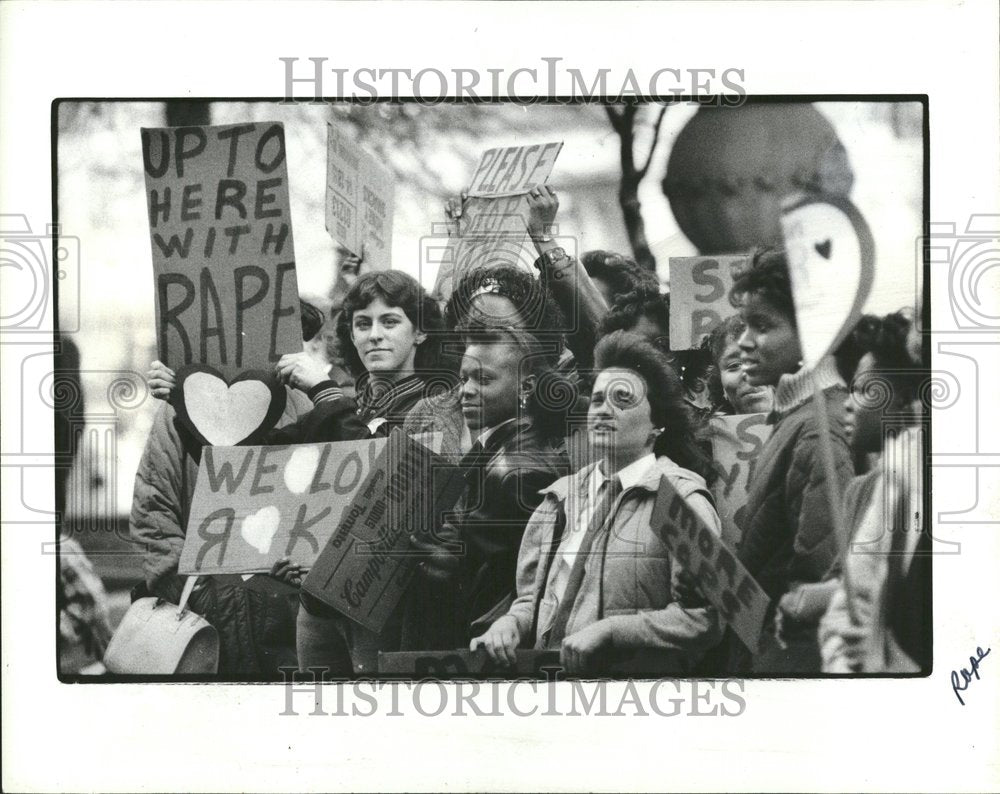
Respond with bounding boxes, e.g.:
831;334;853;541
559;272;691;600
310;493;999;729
637;104;669;179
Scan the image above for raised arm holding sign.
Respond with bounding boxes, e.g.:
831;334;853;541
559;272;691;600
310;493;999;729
433;142;563;300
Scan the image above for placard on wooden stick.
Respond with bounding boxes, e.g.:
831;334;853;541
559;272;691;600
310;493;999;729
649;475;770;653
141;122;302;381
708;414;772;548
433;142;562;300
325;123;395;270
668;255;749;350
178;437;386;575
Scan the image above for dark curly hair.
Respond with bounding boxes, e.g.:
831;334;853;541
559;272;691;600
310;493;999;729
599;287;711;394
593;331;714;482
844;311;923;408
834;314;882;384
445;264;567;337
729;248;797;326
580;250;658;301
334;270;449;380
459;323;576;444
699;314;747;413
299;299;325;343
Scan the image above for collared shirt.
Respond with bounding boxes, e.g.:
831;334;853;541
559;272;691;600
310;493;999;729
474;417;518;451
547;453;657;610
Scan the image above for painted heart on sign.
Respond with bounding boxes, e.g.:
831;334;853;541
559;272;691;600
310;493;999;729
173;364;287;446
780;193;875;369
240;505;281;555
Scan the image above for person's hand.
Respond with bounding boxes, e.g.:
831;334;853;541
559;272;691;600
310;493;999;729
276;352;330;393
674;569;709;607
409;533;459;584
526;185;559;241
147;360;176;401
470;614;520;667
340;249;363;282
821;603;871;671
270;557;306;587
444;190;470;236
560;620;613;674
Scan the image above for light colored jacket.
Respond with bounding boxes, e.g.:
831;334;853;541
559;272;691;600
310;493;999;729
507;456;724;657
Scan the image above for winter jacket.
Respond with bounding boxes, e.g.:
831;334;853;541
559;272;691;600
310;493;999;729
734;358;854;672
820;427;929;673
128;390;310;679
431;418;569;644
505;456;724;666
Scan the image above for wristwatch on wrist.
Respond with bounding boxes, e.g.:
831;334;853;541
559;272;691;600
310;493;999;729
539;246;568;269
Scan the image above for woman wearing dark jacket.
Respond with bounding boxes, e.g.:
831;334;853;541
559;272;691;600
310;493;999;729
414;326;572;647
728;249;855;673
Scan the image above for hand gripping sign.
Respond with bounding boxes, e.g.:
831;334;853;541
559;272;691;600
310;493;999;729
433;142;563;301
649;475;770;653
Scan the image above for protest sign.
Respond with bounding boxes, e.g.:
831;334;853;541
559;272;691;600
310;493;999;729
178;437;385;575
649;475;770;653
302;429;465;634
141;122;301;381
708;414;772;548
173;364;287;447
433;142;562;300
378;648;689;679
667;255;749;350
780;193;875;368
325;123;395;270
779;193;876;622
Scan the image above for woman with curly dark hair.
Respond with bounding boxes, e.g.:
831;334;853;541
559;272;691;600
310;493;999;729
727;248;854;673
471;331;723;675
599;286;714;419
701;314;774;415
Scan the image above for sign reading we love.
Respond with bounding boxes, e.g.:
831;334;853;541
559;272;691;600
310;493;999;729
179;437;386;575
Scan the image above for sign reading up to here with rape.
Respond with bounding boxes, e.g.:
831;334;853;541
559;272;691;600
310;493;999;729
668;255;748;350
141;122;302;381
178;437;386;575
649;475;770;653
432;142;563;300
708;414;772;548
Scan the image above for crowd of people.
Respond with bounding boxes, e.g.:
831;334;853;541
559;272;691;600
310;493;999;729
117;182;929;680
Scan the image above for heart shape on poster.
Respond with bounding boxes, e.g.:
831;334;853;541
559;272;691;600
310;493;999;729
240;505;281;555
174;364;287;446
780;194;875;369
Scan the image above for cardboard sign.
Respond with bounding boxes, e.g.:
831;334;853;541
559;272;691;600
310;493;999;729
433;142;562;300
708;414;772;548
173;364;287;447
141;122;302;381
649;475;770;653
301;429;465;634
668;255;749;350
378;648;689;679
178;437;385;575
325;123;395;270
780;193;875;368
466;142;564;198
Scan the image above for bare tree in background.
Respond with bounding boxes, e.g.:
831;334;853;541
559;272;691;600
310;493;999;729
605;103;669;272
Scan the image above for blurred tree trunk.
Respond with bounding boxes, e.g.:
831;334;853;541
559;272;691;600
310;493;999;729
605;103;669;272
165;101;211;127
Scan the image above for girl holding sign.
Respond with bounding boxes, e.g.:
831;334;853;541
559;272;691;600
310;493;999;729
471;331;723;675
728;249;854;673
